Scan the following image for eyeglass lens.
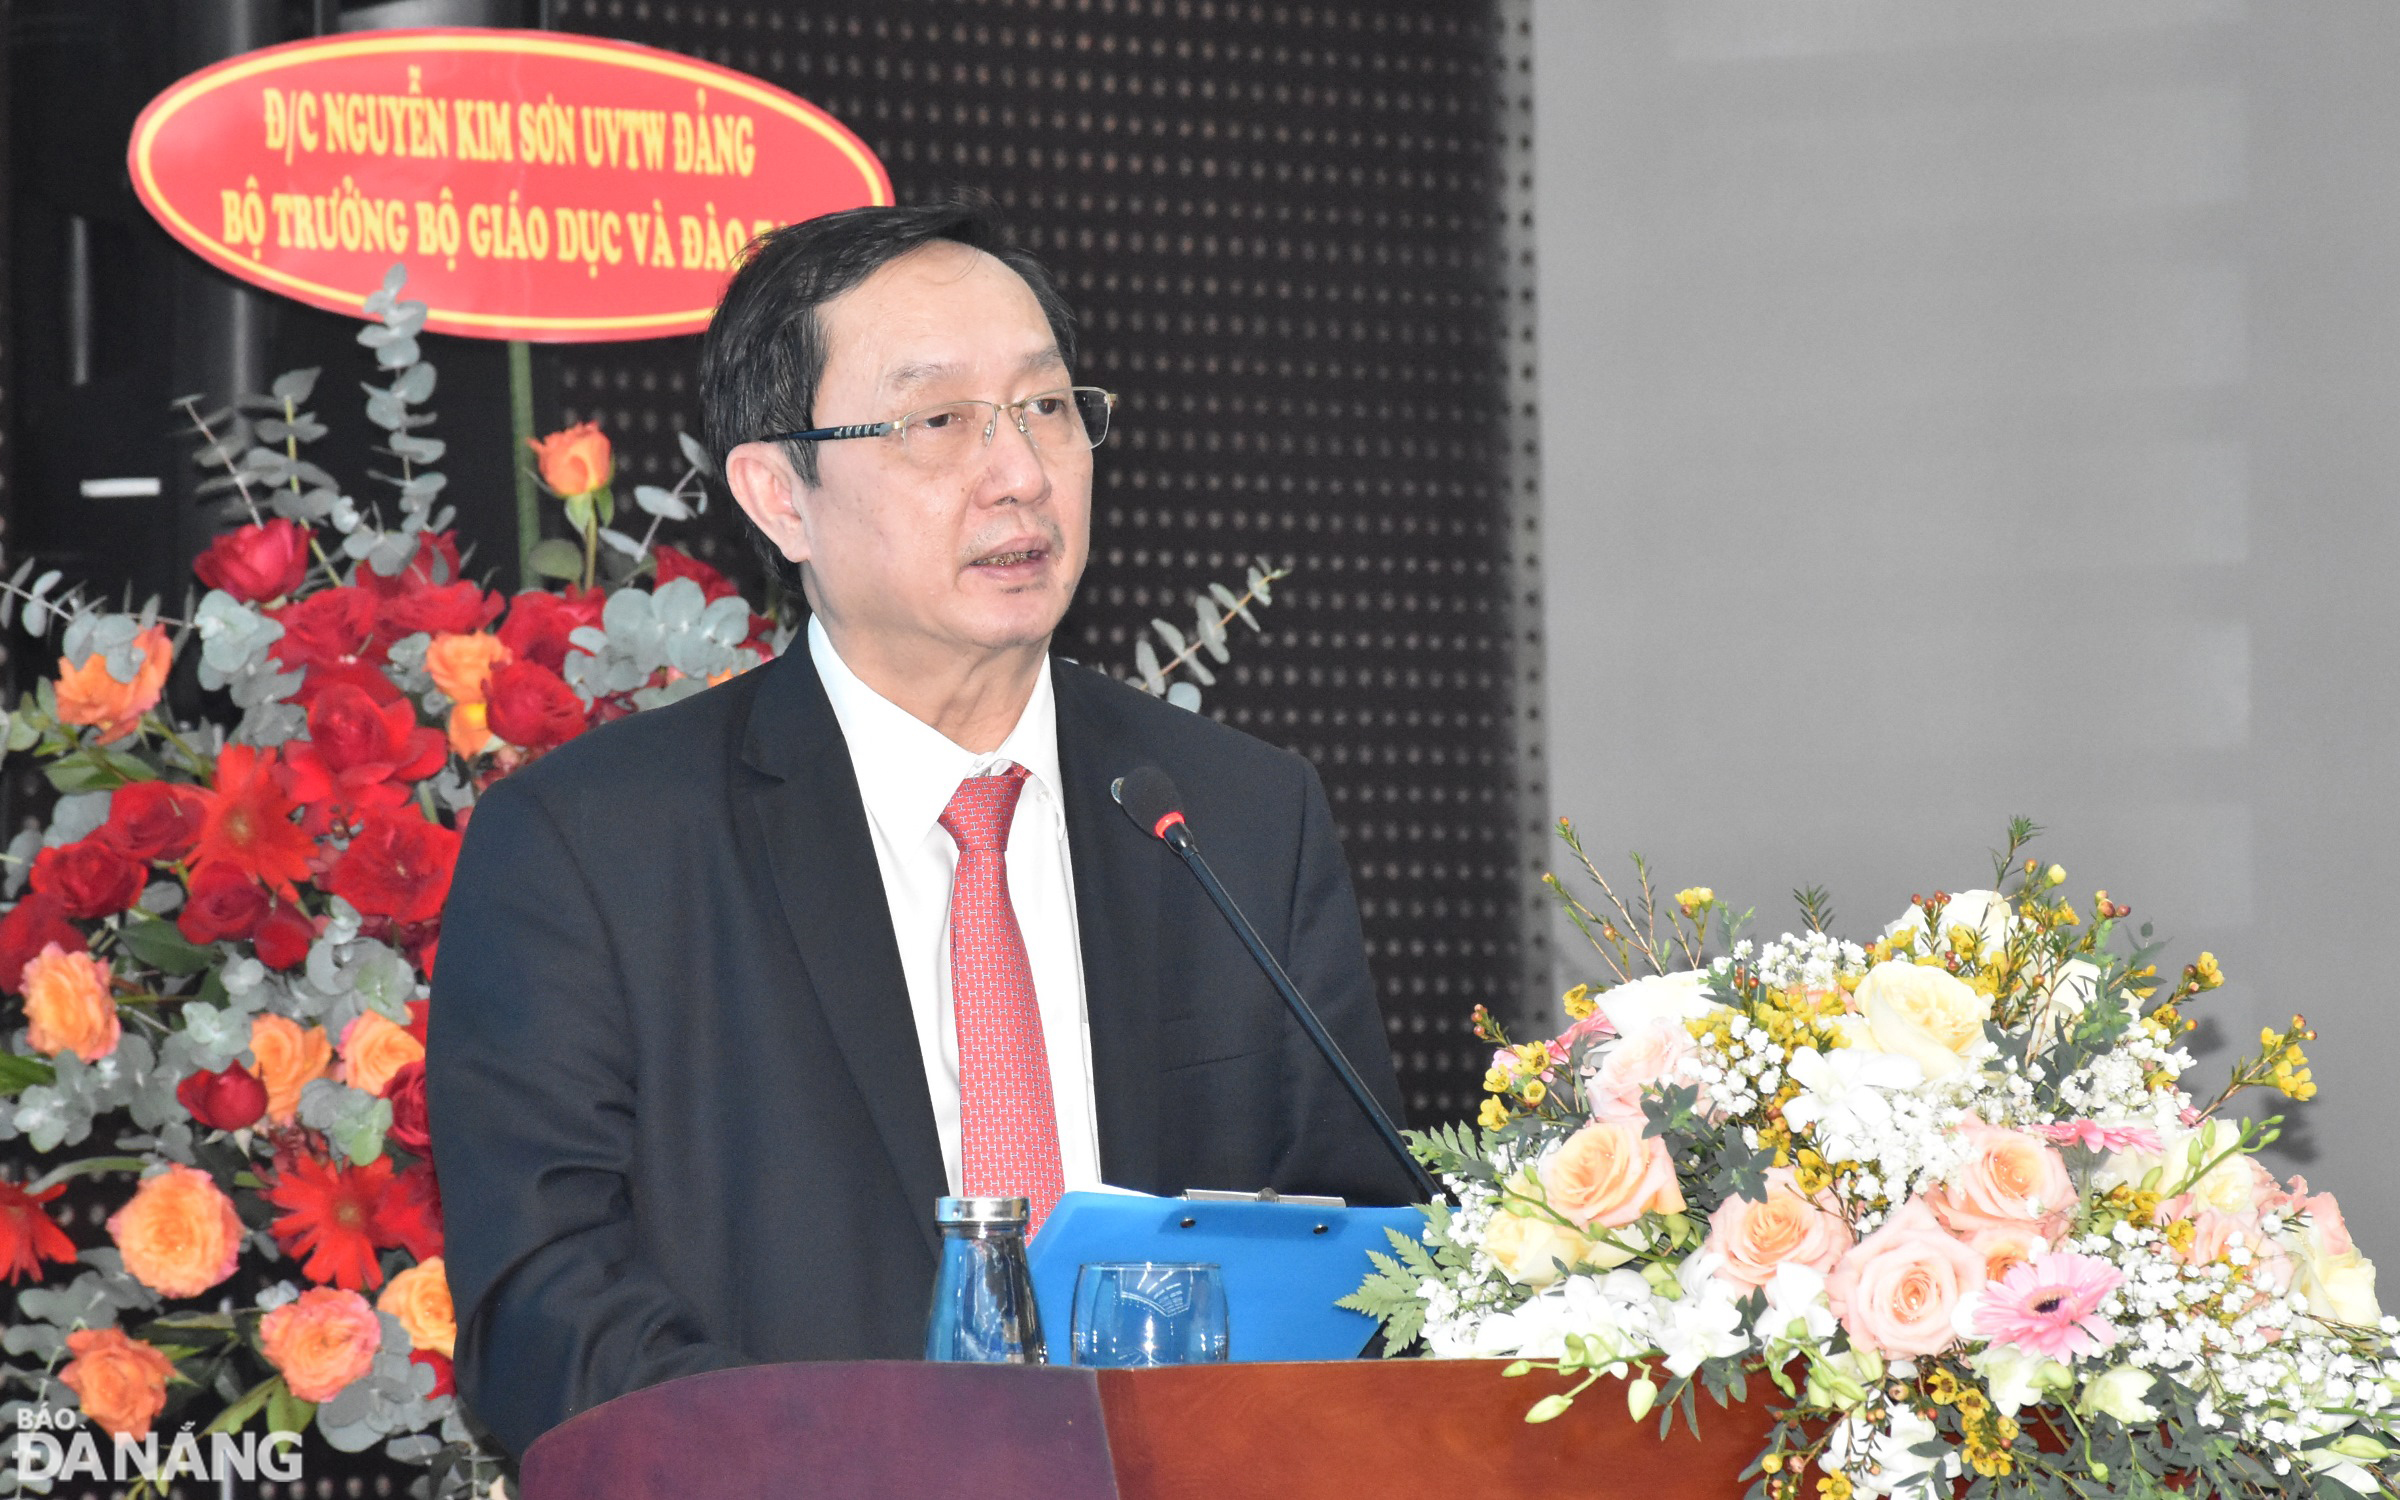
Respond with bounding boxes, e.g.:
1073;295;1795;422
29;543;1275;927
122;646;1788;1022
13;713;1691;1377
898;387;1113;463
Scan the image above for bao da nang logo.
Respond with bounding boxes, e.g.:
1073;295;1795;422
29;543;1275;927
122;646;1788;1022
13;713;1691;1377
13;1405;304;1485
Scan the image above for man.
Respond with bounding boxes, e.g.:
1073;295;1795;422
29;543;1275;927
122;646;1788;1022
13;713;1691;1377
426;199;1415;1459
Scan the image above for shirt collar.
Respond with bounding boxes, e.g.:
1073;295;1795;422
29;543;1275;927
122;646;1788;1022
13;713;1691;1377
807;615;1062;845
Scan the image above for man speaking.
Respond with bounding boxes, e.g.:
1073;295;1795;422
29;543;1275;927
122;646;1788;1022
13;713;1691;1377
425;199;1416;1457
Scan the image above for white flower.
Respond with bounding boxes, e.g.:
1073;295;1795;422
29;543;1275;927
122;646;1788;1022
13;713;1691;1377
1761;1262;1838;1348
2078;1365;2161;1425
1885;889;2016;959
2044;958;2102;1019
1779;1045;1925;1158
1656;1257;1747;1377
1972;1344;2072;1417
1826;1407;1951;1499
1595;969;1720;1040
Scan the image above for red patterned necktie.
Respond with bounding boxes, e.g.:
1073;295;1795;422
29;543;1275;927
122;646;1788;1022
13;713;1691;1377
938;764;1065;1234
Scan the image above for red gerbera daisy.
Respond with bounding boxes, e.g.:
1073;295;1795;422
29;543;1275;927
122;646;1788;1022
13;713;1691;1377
265;1153;396;1291
0;1178;78;1284
191;744;318;897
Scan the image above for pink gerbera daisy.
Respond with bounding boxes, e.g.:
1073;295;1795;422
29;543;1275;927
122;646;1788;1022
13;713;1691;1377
1974;1250;2123;1359
2033;1120;2164;1155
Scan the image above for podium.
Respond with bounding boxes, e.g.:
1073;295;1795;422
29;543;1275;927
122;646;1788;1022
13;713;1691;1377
520;1359;1776;1499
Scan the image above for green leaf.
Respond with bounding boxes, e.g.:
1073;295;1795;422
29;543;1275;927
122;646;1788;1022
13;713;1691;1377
207;1375;279;1435
266;1381;314;1436
118;917;216;976
528;538;585;580
0;1053;58;1097
44;745;160;793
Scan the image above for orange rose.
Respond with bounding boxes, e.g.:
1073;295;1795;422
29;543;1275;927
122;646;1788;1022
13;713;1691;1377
528;421;612;496
249;1013;332;1125
377;1256;456;1358
1969;1223;2048;1284
1539;1116;1686;1228
425;632;512;705
259;1286;383;1402
446;702;492;758
108;1164;243;1298
340;1010;425;1097
21;944;119;1061
1930;1119;2076;1240
54;626;173;743
1704;1168;1854;1288
59;1328;176;1439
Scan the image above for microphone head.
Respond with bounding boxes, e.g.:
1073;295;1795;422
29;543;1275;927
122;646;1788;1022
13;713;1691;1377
1111;765;1187;841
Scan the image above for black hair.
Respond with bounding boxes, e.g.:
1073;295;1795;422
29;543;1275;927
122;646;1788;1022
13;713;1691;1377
696;193;1079;595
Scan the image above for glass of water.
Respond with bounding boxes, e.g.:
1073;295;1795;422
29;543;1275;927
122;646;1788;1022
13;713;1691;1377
1069;1261;1230;1367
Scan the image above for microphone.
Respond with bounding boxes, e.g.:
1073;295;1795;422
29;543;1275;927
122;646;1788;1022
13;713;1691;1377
1112;766;1440;1202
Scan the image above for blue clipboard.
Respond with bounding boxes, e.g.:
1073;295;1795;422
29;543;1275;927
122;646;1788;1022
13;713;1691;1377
1027;1191;1423;1362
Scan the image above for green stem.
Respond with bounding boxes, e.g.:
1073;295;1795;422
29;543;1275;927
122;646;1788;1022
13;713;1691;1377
581;516;598;592
28;1155;150;1194
509;339;539;591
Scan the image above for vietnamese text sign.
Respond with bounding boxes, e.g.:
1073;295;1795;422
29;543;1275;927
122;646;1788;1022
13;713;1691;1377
128;28;892;341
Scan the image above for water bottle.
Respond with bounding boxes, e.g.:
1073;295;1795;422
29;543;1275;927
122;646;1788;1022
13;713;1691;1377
923;1196;1046;1364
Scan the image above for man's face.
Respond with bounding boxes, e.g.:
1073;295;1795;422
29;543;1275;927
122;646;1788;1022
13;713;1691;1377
743;241;1091;662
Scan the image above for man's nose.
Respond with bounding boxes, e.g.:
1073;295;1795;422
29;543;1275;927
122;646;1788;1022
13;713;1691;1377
977;407;1052;499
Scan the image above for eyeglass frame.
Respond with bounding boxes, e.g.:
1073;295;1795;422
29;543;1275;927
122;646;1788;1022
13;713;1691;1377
754;385;1118;452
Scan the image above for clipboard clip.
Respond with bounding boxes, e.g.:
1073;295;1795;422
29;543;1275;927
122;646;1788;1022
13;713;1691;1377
1180;1188;1348;1208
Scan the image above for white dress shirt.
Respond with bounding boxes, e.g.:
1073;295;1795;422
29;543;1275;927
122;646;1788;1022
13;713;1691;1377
807;617;1103;1197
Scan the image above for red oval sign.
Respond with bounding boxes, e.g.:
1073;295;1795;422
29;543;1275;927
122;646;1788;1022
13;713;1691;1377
128;29;891;342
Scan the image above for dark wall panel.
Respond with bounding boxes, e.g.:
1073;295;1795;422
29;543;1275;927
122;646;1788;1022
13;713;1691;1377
548;0;1540;1124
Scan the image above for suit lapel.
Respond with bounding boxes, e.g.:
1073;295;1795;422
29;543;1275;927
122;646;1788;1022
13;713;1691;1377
1053;662;1167;1193
741;646;946;1258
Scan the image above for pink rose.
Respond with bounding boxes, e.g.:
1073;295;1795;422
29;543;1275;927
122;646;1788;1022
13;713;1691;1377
1827;1198;1986;1357
1967;1223;2048;1285
1586;1020;1699;1119
1538;1116;1685;1229
1703;1168;1853;1289
1930;1119;2075;1241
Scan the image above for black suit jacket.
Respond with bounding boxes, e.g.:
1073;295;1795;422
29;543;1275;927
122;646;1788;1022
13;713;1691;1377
425;643;1415;1457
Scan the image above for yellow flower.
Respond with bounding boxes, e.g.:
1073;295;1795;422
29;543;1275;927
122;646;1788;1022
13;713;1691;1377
1477;1097;1510;1130
1483;1066;1512;1094
1521;1080;1548;1106
2044;863;2066;887
1562;983;1596;1021
1818;1474;1853;1500
1675;886;1714;914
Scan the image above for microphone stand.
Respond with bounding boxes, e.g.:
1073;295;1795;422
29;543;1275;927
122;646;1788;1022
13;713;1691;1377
1151;820;1441;1203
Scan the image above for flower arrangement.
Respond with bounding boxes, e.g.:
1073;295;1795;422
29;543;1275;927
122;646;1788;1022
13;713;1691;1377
0;266;1287;1495
1345;818;2399;1499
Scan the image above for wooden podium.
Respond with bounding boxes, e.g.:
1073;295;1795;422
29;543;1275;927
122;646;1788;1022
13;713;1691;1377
520;1359;1775;1499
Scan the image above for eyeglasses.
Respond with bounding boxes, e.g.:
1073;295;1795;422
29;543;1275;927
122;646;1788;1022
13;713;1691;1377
759;386;1116;471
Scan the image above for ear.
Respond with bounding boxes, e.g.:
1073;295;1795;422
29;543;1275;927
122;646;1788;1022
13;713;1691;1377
723;441;812;567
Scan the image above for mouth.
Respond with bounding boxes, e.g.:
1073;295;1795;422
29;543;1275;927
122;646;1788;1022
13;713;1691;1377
968;541;1052;571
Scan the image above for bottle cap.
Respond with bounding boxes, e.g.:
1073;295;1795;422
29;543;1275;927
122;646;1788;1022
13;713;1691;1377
934;1196;1030;1227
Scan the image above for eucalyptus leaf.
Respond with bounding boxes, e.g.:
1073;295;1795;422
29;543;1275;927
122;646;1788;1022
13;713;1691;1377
597;527;645;558
677;429;712;475
632;484;692;520
271;367;322;404
1150;618;1188;657
1132;638;1163;692
1165;681;1203;712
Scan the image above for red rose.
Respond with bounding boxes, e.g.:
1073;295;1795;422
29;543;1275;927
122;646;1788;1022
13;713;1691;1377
193;519;311;604
269;587;382;670
375;580;502;643
176;1062;269;1132
409;1349;455;1399
484;660;588;750
253;900;315;971
282;685;446;797
289;659;404;710
98;783;209;863
0;894;85;993
652;544;738;603
384;1060;430;1154
325;811;460;925
29;840;146;920
496;589;604;674
176;862;268;944
379;1160;444;1261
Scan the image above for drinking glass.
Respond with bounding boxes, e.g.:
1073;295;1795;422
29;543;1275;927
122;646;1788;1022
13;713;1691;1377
1069;1261;1229;1367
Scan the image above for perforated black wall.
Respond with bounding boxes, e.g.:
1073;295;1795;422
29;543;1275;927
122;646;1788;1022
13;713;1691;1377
548;0;1542;1124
